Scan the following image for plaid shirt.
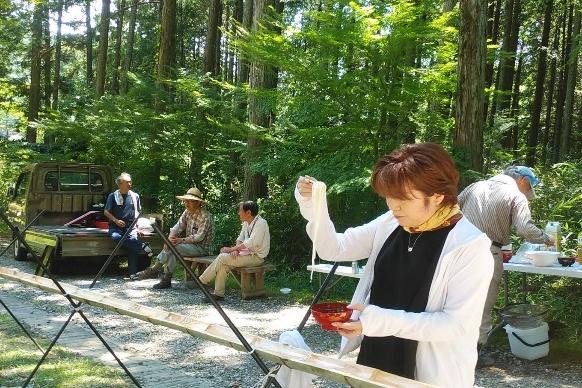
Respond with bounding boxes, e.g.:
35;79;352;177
170;207;214;250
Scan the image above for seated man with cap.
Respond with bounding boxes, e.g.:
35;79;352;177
458;165;554;367
137;187;214;289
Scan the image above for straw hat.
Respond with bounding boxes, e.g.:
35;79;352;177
176;187;206;202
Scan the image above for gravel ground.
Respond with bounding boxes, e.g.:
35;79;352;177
1;237;581;387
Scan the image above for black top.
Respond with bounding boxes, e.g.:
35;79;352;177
357;224;456;379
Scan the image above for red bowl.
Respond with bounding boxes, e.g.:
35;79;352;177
94;221;109;229
311;302;352;331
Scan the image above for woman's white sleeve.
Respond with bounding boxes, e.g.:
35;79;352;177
295;186;380;262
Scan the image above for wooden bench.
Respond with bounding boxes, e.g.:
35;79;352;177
183;255;274;299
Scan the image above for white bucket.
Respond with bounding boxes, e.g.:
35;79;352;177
505;322;549;360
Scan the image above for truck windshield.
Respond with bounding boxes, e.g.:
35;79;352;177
44;171;105;192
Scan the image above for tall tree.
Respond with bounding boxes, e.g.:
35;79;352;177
111;0;126;94
95;0;111;96
204;0;222;75
244;0;282;200
27;1;43;143
42;1;51;109
509;53;522;151
540;31;559;165
483;0;502;122
52;0;64;110
453;0;487;179
559;8;581;160
230;0;243;82
178;0;185;68
525;0;553;165
238;0;253;83
552;5;573;163
149;0;177;209
120;0;138;94
223;3;231;81
85;0;93;85
495;0;521;148
158;0;176;80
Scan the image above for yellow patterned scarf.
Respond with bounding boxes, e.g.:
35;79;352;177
403;204;463;233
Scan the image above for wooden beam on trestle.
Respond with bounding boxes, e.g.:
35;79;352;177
0;266;434;388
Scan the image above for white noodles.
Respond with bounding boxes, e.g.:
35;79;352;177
310;180;326;281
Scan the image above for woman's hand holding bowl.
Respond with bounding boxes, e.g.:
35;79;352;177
332;304;365;337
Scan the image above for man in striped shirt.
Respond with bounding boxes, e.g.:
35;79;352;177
458;165;553;367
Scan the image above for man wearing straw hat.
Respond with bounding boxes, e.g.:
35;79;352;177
137;187;214;289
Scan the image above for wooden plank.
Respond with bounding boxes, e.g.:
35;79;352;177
25;232;58;247
34;246;54;276
238;265;274;274
0;266;432;388
183;256;216;264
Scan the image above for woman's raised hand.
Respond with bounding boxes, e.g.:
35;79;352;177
297;175;316;198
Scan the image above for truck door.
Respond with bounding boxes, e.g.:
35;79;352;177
7;171;31;227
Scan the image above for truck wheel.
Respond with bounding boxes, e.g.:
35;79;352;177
13;236;28;261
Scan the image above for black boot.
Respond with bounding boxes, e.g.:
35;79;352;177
153;273;172;289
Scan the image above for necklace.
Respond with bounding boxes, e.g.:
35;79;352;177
407;232;424;252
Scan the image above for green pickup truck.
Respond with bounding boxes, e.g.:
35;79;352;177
6;162;162;272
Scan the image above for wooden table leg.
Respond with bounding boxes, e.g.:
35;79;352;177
35;246;54;277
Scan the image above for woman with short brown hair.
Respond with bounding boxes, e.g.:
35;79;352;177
296;143;493;388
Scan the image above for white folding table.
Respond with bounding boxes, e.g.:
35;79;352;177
307;263;363;279
502;256;582;304
307;258;582;304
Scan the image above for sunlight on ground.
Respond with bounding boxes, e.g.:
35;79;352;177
199;343;239;360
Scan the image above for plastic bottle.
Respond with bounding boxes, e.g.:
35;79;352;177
545;222;561;252
352;261;359;274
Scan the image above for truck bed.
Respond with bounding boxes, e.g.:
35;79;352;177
24;225;164;259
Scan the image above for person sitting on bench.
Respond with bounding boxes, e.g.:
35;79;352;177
137;187;214;289
198;200;270;302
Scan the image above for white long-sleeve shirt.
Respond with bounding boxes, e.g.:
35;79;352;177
295;187;493;388
237;215;270;259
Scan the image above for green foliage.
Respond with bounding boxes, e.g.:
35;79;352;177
0;139;39;211
530;162;582;254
